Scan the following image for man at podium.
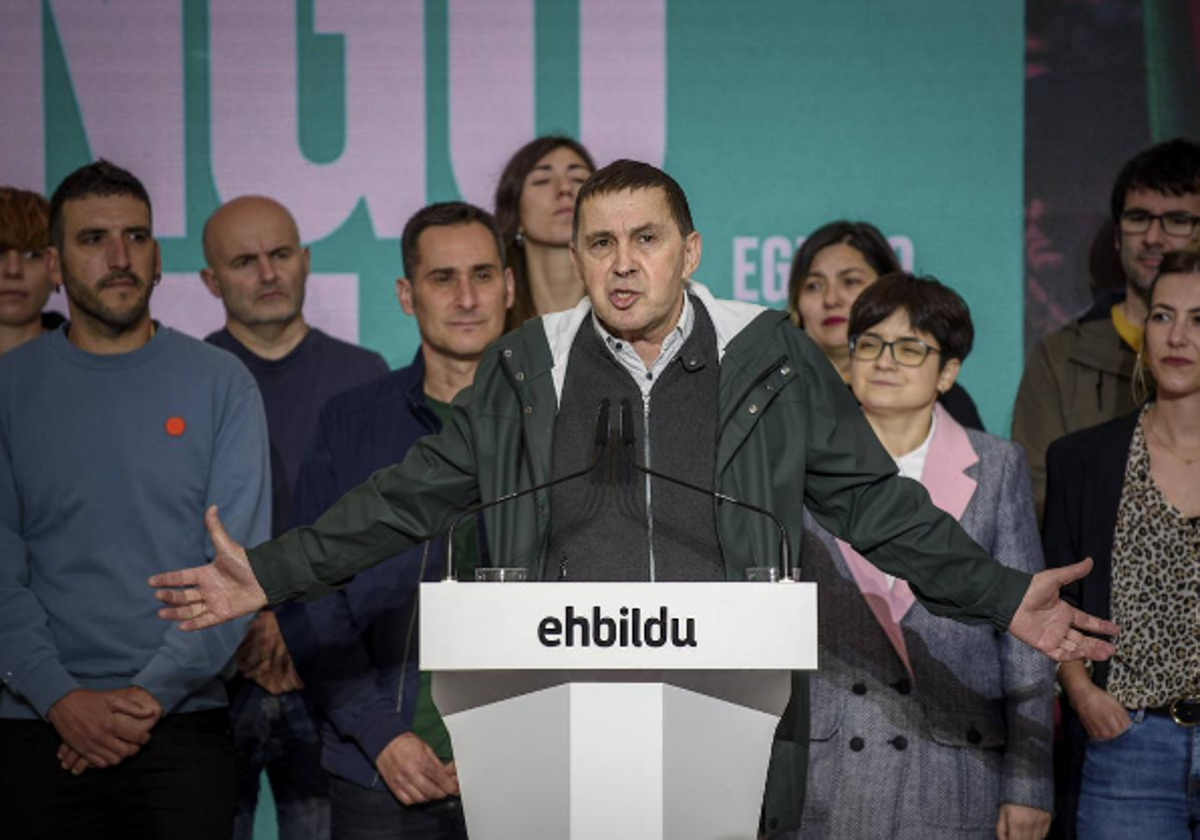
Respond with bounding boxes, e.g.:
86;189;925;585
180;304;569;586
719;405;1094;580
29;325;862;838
153;160;1117;837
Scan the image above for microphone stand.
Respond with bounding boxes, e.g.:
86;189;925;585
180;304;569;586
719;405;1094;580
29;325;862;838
443;399;612;581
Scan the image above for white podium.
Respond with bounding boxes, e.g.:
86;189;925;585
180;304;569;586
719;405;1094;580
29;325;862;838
420;582;817;840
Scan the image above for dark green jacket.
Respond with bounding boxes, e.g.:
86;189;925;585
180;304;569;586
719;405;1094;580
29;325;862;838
249;284;1030;836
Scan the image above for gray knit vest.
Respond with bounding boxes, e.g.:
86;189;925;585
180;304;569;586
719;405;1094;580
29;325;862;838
545;297;723;581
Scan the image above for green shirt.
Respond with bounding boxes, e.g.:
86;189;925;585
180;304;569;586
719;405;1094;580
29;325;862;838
413;394;480;761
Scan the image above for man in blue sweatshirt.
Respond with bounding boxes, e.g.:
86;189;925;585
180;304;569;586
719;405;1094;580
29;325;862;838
0;160;271;839
276;202;511;839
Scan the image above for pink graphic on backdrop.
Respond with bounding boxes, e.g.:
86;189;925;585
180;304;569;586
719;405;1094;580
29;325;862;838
448;0;666;206
0;2;44;192
49;1;186;235
449;0;536;208
209;0;423;241
579;0;666;169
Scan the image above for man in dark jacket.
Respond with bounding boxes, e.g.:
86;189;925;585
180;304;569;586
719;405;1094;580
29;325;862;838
276;202;511;839
202;195;389;840
155;160;1117;837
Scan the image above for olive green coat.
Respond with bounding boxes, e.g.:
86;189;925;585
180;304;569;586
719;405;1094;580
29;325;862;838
249;284;1029;836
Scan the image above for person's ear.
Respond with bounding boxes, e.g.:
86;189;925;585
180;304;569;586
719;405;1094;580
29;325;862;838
396;277;416;316
937;357;962;394
200;267;222;299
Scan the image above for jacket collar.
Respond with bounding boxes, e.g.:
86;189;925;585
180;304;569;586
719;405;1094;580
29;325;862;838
536;281;767;403
835;403;978;677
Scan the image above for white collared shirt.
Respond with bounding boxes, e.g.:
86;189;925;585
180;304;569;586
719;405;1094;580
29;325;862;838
592;292;695;398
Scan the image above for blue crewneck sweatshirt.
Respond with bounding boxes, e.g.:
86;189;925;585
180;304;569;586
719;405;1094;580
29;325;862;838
0;325;271;719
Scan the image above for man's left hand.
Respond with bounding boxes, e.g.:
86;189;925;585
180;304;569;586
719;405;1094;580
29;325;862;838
57;687;163;775
1008;558;1117;662
996;803;1051;840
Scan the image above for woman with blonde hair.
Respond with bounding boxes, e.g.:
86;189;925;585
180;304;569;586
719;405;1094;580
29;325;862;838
1046;249;1200;839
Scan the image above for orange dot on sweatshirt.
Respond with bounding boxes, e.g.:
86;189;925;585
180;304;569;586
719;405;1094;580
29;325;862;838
165;417;186;437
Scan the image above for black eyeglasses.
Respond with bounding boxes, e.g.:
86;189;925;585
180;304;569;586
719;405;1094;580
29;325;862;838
849;333;941;367
1119;210;1200;238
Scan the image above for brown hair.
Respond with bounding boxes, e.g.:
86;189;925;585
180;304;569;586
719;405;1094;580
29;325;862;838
573;159;694;243
493;136;595;328
401;202;505;280
786;220;901;327
0;187;51;253
848;272;975;367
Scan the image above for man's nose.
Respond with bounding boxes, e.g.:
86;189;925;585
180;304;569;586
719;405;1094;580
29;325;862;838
456;277;479;309
256;253;277;282
107;238;131;270
1143;217;1168;246
613;242;636;277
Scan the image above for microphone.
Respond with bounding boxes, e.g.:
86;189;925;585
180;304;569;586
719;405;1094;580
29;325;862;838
443;399;612;581
617;398;793;581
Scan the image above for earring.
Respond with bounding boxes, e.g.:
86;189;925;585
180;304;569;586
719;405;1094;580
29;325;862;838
514;230;525;246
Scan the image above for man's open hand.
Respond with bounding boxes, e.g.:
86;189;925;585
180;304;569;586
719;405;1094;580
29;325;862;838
1008;558;1118;662
150;505;268;630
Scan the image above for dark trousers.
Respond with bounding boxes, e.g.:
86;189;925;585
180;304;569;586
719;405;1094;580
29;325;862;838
0;709;236;840
228;678;329;840
329;775;469;840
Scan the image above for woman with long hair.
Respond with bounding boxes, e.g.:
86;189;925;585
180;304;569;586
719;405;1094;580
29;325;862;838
493;136;595;329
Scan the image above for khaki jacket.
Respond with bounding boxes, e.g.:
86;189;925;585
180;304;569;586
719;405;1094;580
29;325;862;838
1011;294;1137;521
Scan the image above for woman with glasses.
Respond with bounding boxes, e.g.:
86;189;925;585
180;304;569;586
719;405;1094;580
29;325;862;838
493;136;596;331
787;220;985;429
791;273;1054;840
1045;250;1200;840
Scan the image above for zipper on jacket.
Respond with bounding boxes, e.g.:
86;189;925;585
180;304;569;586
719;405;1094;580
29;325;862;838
643;391;656;582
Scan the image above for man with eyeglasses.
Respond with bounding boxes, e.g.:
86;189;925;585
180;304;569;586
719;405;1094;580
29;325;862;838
1012;138;1200;520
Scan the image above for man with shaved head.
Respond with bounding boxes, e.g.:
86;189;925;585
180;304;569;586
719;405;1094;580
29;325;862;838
202;195;388;840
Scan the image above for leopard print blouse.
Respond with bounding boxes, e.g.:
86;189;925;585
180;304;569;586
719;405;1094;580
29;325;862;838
1107;408;1200;709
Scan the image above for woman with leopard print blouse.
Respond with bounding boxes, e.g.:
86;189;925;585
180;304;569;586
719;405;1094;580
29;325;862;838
1044;249;1200;840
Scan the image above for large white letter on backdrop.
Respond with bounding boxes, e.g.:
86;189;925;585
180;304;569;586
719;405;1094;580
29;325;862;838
0;2;44;192
51;1;186;235
210;0;422;241
579;0;665;167
448;0;665;206
448;0;535;208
